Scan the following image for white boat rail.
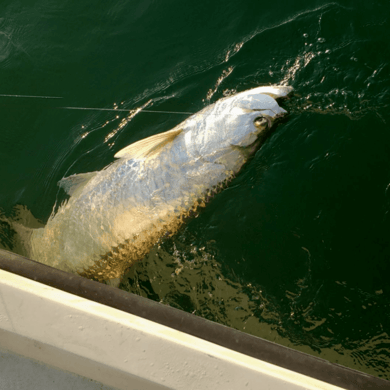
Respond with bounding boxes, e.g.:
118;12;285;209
0;249;388;390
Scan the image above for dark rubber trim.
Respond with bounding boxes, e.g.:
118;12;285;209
0;249;388;389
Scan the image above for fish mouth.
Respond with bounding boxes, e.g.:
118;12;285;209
273;108;289;122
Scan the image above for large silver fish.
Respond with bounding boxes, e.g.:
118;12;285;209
27;85;292;281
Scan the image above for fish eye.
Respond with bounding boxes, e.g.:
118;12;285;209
254;116;267;127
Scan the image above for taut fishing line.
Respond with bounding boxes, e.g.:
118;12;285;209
0;93;195;115
59;106;194;115
0;93;285;117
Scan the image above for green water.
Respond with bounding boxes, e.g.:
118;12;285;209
1;0;389;380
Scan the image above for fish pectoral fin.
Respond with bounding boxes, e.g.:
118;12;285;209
58;172;97;196
114;127;183;160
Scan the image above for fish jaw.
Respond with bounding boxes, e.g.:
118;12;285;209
243;85;293;99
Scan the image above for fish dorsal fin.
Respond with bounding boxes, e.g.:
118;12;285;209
58;172;97;196
114;127;183;160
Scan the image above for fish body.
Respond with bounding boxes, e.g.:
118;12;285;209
29;85;292;281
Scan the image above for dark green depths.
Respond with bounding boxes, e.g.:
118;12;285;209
0;0;389;380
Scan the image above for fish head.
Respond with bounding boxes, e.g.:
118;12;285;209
225;85;292;148
183;85;292;166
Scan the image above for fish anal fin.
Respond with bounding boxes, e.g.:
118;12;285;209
58;172;97;196
114;127;183;160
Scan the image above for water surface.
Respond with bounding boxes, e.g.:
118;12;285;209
0;0;389;380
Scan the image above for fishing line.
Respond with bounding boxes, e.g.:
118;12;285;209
57;106;279;117
58;106;194;115
0;94;195;114
0;94;63;99
0;94;283;116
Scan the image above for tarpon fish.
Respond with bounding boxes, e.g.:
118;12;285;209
27;85;292;282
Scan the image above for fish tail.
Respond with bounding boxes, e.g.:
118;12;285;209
0;205;43;259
